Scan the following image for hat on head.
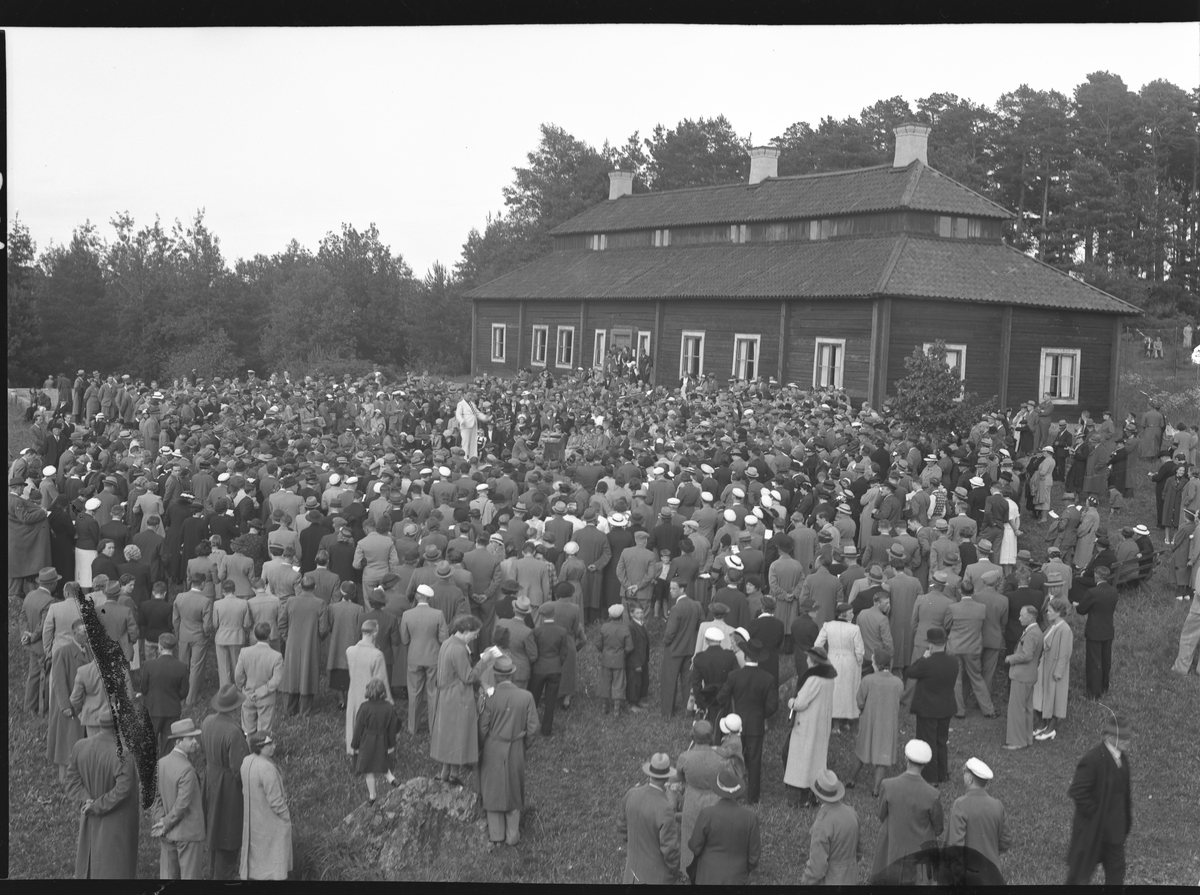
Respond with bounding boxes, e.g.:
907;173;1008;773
435;560;452;578
1045;571;1064;585
1101;712;1132;739
887;543;906;560
85;497;102;511
210;684;245;713
806;645;830;662
1046;545;1061;556
608;603;626;619
1132;524;1150;537
934;518;949;531
812;769;846;802
513;595;532;615
719;714;742;734
703;626;725;643
977;538;993;552
905;739;933;764
167;718;202;740
715;767;746;799
841;544;858;556
931;569;949;584
868;564;885;582
700;490;714;502
969;476;985;488
642;752;674;779
103;580;121;597
96;704;116;728
493;655;515;675
964;757;993;781
981;569;1003;585
36;567;62;587
416;584;435;599
1016;548;1033;563
726;555;744;571
926;627;947;645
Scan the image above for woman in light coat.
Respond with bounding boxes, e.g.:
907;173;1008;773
1032;598;1073;741
998;489;1021;571
1030;447;1056;519
813;603;864;730
429;614;496;784
783;647;838;808
1074;497;1101;573
240;731;292;880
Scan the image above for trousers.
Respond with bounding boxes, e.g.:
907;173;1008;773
178;638;209;708
160;838;205;880
285;692;313;715
486;809;521;845
1006;679;1036;747
981;647;1002;693
742;733;765;804
600;666;626;701
151;715;179;758
660;654;692;718
528;672;561;735
1172;605;1200;673
1066;841;1125;885
241;696;276;733
210;846;239;880
625;665;648;705
24;651;48;713
215;644;242;689
1085;638;1112;697
914;715;950;783
952;652;995;716
407;664;439;734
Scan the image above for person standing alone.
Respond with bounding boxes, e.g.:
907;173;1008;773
1065;713;1134;885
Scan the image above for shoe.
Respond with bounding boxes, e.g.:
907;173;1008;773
368;797;377;808
982;713;997;719
447;776;464;787
844;781;856;789
1003;744;1027;750
1035;729;1057;741
389;777;400;788
1032;726;1047;736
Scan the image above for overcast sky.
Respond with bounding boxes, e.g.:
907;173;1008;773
7;24;1198;276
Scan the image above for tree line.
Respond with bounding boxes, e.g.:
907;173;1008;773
8;70;1198;385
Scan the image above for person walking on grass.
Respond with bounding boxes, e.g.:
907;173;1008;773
1065;713;1133;885
351;678;399;807
150;719;207;880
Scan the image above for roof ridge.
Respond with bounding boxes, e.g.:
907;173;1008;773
899;163;923;207
769;163;896;181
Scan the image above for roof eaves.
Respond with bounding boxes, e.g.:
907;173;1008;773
1002;245;1143;315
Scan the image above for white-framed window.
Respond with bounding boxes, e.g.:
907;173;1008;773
593;329;607;369
490;323;507;362
1040;348;1081;404
637;331;652;360
733;334;761;380
923;342;966;381
589;234;607;251
654;229;671;247
530;325;548;367
556;325;575;369
813;337;846;388
680;330;705;378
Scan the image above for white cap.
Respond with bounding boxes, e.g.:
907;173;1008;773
700;464;715;476
731;487;745;498
42;465;56;476
373;482;383;493
905;739;933;764
345;476;359;485
700;491;714;502
608;604;625;618
667;497;680;507
438;466;451;477
719;714;742;734
704;627;725;642
609;513;627;527
217;472;230;482
723;509;737;522
85;497;101;510
328;473;341;485
476;483;489;491
563;541;579;555
416;584;434;598
734;627;750;640
965;757;993;781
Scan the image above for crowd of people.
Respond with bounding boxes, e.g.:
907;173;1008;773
9;361;1200;882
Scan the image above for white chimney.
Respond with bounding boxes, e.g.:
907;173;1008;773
893;123;931;168
747;146;780;184
608;170;634;200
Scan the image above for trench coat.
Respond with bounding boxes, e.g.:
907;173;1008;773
783;662;837;789
814;620;864;719
202;710;249;856
574;524;612;611
854;670;903;766
1030;454;1056;510
429;636;488;765
64;728;140;878
279;594;330;695
801;800;863;885
1033;619;1072;719
47;640;89;766
870;771;944;879
1074;508;1100;571
345;640;393;753
240;754;293;880
477;680;539;811
675;744;725;871
1065;743;1132;882
9;491;53;579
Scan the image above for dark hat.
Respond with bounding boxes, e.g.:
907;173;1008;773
742;638;764;662
103;580;121;597
806;645;830;662
926;627;947;645
1101;712;1132;739
715;767;746;799
500;579;520;595
210;684;244;713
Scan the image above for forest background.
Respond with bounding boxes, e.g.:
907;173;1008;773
7;71;1199;384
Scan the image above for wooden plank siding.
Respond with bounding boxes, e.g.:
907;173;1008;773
473;300;522;375
885;298;1005;405
1006;308;1117;414
661;301;782;387
786;299;875;399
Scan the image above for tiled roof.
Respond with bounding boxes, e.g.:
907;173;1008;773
550;162;1012;235
466;233;1139;315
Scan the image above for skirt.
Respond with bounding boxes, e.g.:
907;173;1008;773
75;548;98;588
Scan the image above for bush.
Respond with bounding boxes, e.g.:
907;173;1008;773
888;340;996;443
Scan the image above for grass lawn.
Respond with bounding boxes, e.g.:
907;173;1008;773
7;391;1200;883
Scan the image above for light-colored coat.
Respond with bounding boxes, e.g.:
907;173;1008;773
235;641;284;705
801;800;862;885
345;640;392;752
870;771;944;878
154;748;207;843
239;754;292;880
1033;618;1072;719
430;637;488;765
815;620;864;719
945;787;1011;869
783;664;837;789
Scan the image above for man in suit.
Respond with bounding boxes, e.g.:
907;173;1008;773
715;639;778;804
687;767;761;884
790;596;821;682
137;633;190;757
800;769;862;885
150;718;207;879
596;604;635;715
945;579;995;718
400;584;447;735
746;594;786;684
869;739;944;884
353;518;399;593
514;540;552;607
617;752;681;884
463;537;502;647
493;597;537;689
905;627;958;784
799;555;845;626
974;569;1009;694
359;587;403;685
234;623;284;734
1003;605;1044;750
211;580;251;689
1071;565;1119;699
945;757;1010;876
20;568;56;714
278;575;330;716
1065;713;1134;885
172;572;213;710
856;589;893;673
96;579;140;664
625;605;651;710
617;530;658;617
529;603;571;736
246;578;282;652
692;627;740;725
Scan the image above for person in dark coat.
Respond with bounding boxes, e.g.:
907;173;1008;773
790;596;821;683
201;684;250;879
478;655;540;847
715;639;778;804
1070;565;1119;699
48;494;77;589
136;633;190;757
905;627;959;784
660;578;703;718
350;678;399;805
687;767;761;884
746;594;785;684
625;605;652;709
1065;713;1133;885
692;629;740;726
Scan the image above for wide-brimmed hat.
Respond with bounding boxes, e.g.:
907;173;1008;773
36;567;62;587
806;645;830;662
715;767;746;799
513;595;532;615
812;769;846;802
642;752;674;779
210;684;244;713
719;714;742;734
1101;712;1133;739
167;718;202;740
1132;524;1150;537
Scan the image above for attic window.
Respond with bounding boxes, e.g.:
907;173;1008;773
590;234;607;251
654;229;671;247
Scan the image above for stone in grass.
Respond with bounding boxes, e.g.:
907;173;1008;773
342;776;491;878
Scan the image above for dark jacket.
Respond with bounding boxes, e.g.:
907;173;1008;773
1066;742;1132;880
663;596;703;659
905;651;959;719
1073;584;1118;641
715;665;778;736
688;799;761;884
530;621;571;675
138;653;189;718
791;614;820;655
691;644;739;705
746;615;785;682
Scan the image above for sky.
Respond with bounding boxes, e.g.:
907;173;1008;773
6;24;1198;277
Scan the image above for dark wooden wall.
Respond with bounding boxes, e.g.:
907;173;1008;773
885;299;1005;403
473;300;521;375
1006;308;1117;414
786;299;875;399
661;300;783;387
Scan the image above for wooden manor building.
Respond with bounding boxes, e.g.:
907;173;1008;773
466;124;1139;414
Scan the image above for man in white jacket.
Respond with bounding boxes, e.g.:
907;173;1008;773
455;390;481;460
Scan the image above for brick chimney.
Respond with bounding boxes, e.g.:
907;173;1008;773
608;170;634;200
893;123;931;168
748;146;780;184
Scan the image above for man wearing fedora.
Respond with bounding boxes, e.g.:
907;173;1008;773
800;769;862;885
20;566;58;714
492;595;536;689
478;655;540;849
905;627;958;784
202;684;249;880
870;739;944;884
64;704;141;878
687;767;760;884
1065;713;1134;885
151;718;207;879
715;638;778;804
945;757;1010;875
617;752;681;884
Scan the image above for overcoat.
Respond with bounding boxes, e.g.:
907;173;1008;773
9;491;52;578
201;708;249;855
1170;521;1197;585
854;669;903;766
814;620;864;719
345;640;393;753
1033;618;1073;719
477;680;539;811
1074;507;1100;570
64;728;140;878
801;800;862;885
675;744;724;871
688;798;761;884
783;662;837;789
429;636;487;765
326;599;363;672
279;594;329;695
574;524;611;611
47;640;89;765
351;698;399;773
1065;743;1132;881
870;771;944;878
239;754;293;880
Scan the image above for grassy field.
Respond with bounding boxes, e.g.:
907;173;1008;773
8;388;1200;883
